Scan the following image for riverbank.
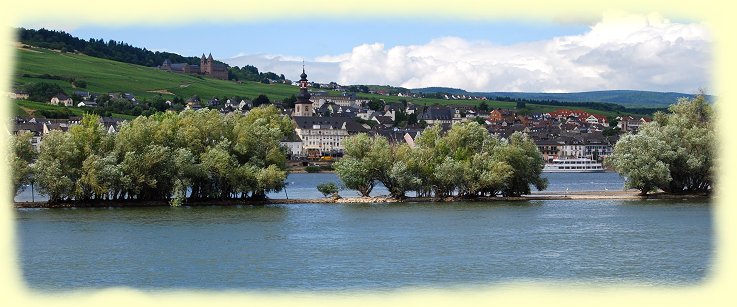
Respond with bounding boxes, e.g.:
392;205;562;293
13;191;711;208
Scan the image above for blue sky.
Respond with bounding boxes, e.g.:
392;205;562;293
66;17;588;59
63;18;591;60
21;13;711;93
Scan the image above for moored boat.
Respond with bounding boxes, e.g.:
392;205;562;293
543;157;605;173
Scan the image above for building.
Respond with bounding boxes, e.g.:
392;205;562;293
50;94;73;106
292;116;368;156
290;68;370;155
159;53;228;80
292;67;314;117
200;53;228;80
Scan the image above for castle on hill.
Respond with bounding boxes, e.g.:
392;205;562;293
159;53;228;80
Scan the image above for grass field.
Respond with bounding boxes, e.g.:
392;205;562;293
13;46;304;101
11;45;648;118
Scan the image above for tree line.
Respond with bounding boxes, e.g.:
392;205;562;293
606;95;714;195
11;106;293;205
17;27;286;83
491;96;668;116
334;122;548;199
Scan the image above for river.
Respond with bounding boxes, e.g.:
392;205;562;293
14;172;628;202
14;173;712;291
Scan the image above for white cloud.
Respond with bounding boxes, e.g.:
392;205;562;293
329;13;711;93
226;13;711;93
225;53;340;83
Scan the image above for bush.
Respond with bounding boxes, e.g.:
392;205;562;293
305;165;320;173
316;182;339;198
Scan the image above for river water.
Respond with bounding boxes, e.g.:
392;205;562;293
14;173;712;291
14;172;627;202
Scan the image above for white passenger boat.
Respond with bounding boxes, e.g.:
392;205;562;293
543;157;605;173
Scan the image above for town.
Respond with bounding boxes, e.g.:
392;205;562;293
10;66;652;168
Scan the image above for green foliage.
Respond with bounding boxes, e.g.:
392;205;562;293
10;132;37;195
304;165;321;173
23;82;65;102
334;157;374;197
607;94;714;195
27;107;289;203
316;182;340;198
335;122;547;199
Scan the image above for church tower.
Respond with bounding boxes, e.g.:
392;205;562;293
200;54;207;74
293;66;313;117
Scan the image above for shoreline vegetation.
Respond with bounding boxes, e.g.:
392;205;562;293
10;96;713;207
12;191;712;209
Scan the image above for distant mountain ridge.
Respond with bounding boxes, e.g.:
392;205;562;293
412;87;712;108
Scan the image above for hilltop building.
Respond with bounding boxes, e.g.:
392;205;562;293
159;53;228;80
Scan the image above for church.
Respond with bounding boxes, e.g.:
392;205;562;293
291;67;368;156
159;53;228;80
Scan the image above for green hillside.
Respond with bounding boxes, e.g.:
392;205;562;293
11;45;650;118
13;46;304;101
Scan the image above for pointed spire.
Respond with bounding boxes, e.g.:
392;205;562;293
300;60;307;80
207;53;213;61
201;53;206;61
297;64;310;103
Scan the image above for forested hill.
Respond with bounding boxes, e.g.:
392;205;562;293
15;28;286;83
413;87;713;108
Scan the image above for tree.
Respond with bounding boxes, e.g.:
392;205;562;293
368;99;385;111
252;94;270;107
24;82;65;102
606;94;714;195
34;130;78;202
606;133;671;195
493;132;547;197
516;100;526;109
334;157;374;197
316;182;340;198
11;132;37;196
283;94;297;109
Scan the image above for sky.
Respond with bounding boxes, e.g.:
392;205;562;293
23;12;711;93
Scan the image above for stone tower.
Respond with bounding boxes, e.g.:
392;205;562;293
293;66;313;117
200;54;207;74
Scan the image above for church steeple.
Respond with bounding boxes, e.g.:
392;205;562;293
293;65;313;117
296;64;311;103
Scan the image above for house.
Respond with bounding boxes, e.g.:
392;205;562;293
616;115;650;132
489;109;516;123
371;115;394;128
280;131;304;158
419;106;453;125
99;117;122;133
584;114;608;125
10;89;29;100
12;119;43;151
50;94;73;106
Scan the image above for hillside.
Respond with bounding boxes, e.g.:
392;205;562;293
413;87;710;108
13;45;303;102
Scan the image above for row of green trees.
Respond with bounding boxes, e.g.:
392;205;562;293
606;95;715;195
334;122;548;199
11;106;293;205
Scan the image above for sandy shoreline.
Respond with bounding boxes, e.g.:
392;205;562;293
13;191;710;208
